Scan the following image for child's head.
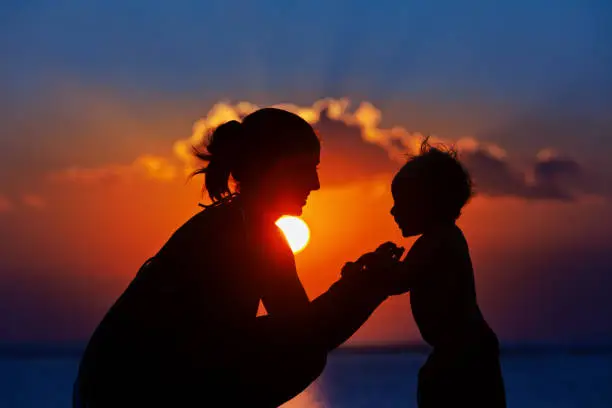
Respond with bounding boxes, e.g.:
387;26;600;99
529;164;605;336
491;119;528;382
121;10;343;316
391;137;473;237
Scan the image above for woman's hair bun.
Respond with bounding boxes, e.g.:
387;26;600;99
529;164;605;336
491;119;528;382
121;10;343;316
191;119;244;202
205;120;244;167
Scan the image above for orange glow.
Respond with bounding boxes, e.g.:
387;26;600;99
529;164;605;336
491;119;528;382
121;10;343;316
276;216;310;254
5;87;611;344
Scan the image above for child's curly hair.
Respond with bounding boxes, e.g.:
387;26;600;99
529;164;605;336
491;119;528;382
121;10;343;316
395;136;474;220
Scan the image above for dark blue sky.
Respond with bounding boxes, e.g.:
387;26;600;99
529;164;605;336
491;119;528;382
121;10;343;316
1;0;611;171
1;0;611;111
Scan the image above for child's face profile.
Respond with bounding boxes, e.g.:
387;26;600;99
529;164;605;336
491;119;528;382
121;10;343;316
390;174;431;237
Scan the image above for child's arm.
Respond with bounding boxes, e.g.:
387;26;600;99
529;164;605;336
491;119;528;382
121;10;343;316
386;234;445;295
257;227;393;353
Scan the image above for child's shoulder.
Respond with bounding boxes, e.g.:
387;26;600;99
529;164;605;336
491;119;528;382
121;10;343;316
413;223;466;254
419;222;463;240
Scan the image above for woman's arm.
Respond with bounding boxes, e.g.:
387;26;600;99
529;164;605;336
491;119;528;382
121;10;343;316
258;228;311;317
257;228;390;352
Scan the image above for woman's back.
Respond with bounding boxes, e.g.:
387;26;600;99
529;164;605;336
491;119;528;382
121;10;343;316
74;108;403;407
76;200;265;404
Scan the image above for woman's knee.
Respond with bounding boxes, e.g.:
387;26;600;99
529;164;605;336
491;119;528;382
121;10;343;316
254;351;327;407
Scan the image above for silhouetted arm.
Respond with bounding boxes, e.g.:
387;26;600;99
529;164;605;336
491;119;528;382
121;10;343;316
308;270;389;351
259;255;310;318
387;232;446;294
258;228;388;352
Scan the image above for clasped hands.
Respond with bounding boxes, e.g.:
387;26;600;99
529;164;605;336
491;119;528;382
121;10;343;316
341;242;408;296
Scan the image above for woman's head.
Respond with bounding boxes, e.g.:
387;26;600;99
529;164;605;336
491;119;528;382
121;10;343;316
390;138;473;236
193;108;321;217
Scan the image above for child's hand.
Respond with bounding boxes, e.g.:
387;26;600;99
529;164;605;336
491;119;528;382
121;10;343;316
374;242;405;262
341;261;362;278
355;242;404;270
341;242;405;282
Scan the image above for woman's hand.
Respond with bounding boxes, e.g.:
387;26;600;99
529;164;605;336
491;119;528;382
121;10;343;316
342;242;404;274
341;242;408;296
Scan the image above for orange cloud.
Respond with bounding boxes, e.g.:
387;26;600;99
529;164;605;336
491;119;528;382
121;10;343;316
174;98;515;167
43;93;608;202
132;155;178;181
48;155;178;185
47;165;127;185
177;98;609;201
173;98;430;169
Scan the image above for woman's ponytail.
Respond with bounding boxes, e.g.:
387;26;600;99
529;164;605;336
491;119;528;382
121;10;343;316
192;120;244;202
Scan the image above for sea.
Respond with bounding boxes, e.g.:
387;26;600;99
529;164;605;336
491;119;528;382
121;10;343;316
1;345;611;407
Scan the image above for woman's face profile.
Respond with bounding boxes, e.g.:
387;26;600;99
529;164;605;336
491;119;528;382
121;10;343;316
263;149;321;217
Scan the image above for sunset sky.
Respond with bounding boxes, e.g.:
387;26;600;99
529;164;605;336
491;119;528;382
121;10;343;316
1;1;611;346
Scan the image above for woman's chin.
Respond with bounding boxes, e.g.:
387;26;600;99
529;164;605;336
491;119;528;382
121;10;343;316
285;200;308;216
284;206;304;216
272;204;303;218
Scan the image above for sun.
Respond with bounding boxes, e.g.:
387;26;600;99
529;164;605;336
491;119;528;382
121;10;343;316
275;216;310;254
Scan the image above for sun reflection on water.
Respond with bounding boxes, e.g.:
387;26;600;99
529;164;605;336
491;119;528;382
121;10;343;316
281;383;327;408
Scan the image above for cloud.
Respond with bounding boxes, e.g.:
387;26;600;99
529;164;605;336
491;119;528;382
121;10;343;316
133;155;178;181
313;107;399;185
175;98;608;201
173;98;423;185
459;145;601;201
459;145;528;197
528;153;585;200
45;95;609;202
47;165;127;185
48;155;178;185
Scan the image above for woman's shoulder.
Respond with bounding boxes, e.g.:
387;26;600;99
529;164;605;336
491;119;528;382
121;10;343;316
159;200;244;256
189;198;244;230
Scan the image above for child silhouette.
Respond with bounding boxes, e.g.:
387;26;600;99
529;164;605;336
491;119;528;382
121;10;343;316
387;138;506;407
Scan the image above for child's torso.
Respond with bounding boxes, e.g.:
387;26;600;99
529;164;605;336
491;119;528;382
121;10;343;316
408;225;498;351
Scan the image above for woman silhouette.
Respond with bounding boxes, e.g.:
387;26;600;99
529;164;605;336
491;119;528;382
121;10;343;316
74;108;405;407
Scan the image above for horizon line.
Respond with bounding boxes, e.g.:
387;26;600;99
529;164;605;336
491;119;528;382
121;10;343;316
1;341;611;359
